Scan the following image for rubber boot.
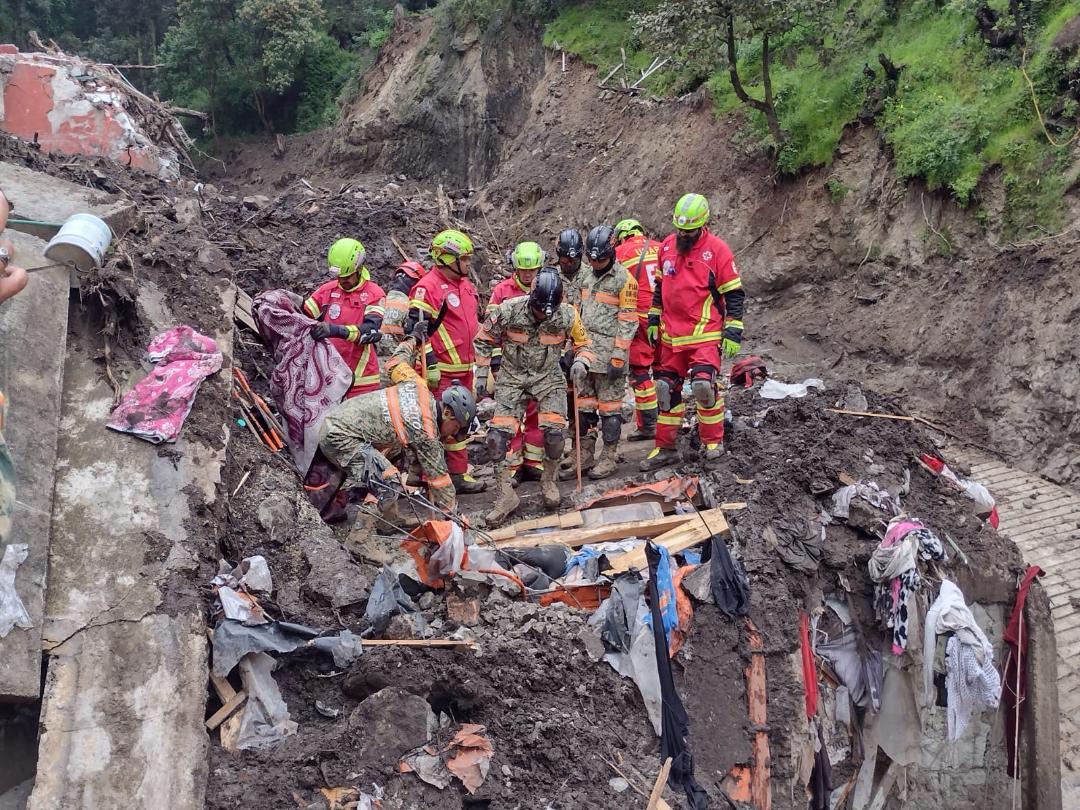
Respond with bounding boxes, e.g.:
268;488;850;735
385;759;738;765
484;463;520;527
627;408;658;442
560;432;596;480
702;442;724;468
588;440;619;480
541;458;561;509
639;446;680;472
452;472;487;494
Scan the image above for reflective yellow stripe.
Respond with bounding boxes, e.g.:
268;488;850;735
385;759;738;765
444;439;468;451
657;414;683;425
366;304;386;317
412;299;438;317
698;409;725;425
344;325;361;342
724;319;744;330
715;278;742;294
437;361;472;373
303;297;321;318
436;323;463;367
663;331;723;347
693;297;712;337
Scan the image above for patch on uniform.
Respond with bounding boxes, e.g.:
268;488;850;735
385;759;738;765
702;251;713;260
663;260;676;276
447;292;461;308
415;287;427;300
329;303;342;319
360;293;369;302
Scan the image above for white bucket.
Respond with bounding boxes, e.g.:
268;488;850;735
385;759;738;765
44;213;113;271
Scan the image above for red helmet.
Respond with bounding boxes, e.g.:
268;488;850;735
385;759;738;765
397;260;427;281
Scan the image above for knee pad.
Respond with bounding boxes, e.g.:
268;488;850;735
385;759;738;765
654;371;682;413
690;364;717;383
601;415;622;444
580;411;599;432
486;428;511;461
691;378;717;408
543;429;565;460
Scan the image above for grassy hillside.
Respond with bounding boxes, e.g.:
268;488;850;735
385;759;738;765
545;0;1080;235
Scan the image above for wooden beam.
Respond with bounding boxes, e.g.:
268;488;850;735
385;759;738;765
362;638;477;650
487;511;584;541
206;690;247;730
605;509;729;573
209;672;237;703
495;512;700;550
646;758;673;810
825;408;914;422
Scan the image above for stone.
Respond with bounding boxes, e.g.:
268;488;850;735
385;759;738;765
383;182;401;193
447;583;482;626
682;561;714;603
347;687;435;774
418;591;436;611
257;493;296;540
302;531;370;608
847;498;886;535
609;777;630;793
173;198;202;227
196;244;229;273
242;194;271;210
577;626;606;662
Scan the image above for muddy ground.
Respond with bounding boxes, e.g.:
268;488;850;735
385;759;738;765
0;114;1041;808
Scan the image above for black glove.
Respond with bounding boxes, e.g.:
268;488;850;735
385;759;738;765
560;350;574;376
490;356;502;375
410;319;429;343
475;373;489;400
358;320;382;344
606;360;624;381
311;323;347;340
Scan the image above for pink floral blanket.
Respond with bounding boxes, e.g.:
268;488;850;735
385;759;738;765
107;326;222;443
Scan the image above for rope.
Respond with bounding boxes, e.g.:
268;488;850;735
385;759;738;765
1019;50;1080;148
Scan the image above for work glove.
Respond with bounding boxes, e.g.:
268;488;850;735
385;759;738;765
410;319;429;343
569;360;589;389
646;313;660;347
606;360;624;381
358;320;381;344
722;325;743;359
311;323;348;341
559;350;574;376
475;372;490;401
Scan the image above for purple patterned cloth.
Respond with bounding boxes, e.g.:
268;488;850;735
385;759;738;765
107;326;222;443
253;289;352;475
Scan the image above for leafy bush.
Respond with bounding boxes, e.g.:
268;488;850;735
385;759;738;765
295;32;360;132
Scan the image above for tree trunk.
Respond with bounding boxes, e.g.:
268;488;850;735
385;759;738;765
252;91;274;134
726;18;784;146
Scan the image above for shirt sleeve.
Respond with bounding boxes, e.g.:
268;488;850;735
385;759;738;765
474;303;506;368
415;433;456;512
612;272;639;365
384;336;422;385
303;286;326;319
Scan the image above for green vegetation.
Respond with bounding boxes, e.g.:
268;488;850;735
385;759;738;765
546;0;1080;234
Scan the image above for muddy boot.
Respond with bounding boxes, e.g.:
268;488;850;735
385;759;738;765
484;464;520;527
515;464;542;484
639;446;680;472
541;458;561;509
451;472;487;494
560;432;596;480
627;408;657;442
702;442;724;467
588;441;619;480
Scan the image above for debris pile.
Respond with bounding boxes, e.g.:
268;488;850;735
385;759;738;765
0;45;195;177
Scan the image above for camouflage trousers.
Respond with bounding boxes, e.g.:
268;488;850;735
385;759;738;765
490;373;567;463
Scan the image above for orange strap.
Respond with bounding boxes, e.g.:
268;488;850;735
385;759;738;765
385;387;409;446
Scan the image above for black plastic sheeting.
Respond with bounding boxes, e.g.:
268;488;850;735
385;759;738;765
703;533;750;619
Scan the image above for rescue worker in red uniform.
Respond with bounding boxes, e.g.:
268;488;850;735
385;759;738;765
485;241;544;484
406;229;487;494
304;238;387;399
613;218;662;441
641;194;745;471
381;260;427;339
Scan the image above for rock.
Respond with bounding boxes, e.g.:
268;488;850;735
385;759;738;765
347;687;435;774
418;591;436;610
577;626;606;662
609;777;630;793
447;586;481;626
303;531;371;608
1023;500;1035;510
847;498;885;535
257;493;296;541
196;244;229;273
242;194;271;210
383;613;418;640
502;764;513;777
173;198;202;227
682;561;713;603
384;182;401;193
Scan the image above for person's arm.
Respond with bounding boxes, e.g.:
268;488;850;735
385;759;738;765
384;336;422;385
415;432;457;512
474;303;506;398
568;310;595;369
359;296;385;343
611;272;639;370
0;238;28;305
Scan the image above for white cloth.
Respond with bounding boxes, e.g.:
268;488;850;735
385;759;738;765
946;635;1000;740
921;579;993;706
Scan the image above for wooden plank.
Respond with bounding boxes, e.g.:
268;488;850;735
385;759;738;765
362;638;477;649
206;690;247;730
646;758;673;810
606;509;729;573
826;408;914;421
495;512;700;550
581;502;664;527
209;672;237;703
233;287;258;332
487;511;584;541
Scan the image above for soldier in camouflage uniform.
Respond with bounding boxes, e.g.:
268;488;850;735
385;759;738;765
560;225;639;481
475;267;595;526
318;330;477;518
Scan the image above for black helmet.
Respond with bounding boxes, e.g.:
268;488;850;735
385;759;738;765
440;382;477;436
586;225;616;262
556;228;584;259
528;268;564;317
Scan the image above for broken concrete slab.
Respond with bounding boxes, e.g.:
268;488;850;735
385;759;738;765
0;161;138;243
347;687;435;774
0;230;67;702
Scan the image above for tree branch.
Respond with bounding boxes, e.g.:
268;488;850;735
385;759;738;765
726;17;769;113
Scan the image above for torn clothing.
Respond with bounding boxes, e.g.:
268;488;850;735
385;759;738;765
318;380;455;511
868;518;945;654
571;259;638;368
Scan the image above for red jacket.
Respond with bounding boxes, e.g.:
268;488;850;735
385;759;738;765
615;235;660;319
304;277;386;386
487;272;531;311
409;266;480;372
652;228;742;347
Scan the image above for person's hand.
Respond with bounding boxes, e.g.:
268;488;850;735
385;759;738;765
475;373;489;400
606;360;624;381
311;323;345;340
570;360;588;389
410;319;429;343
721;337;741;359
359;322;381;344
646;313;660;347
0;237;28;305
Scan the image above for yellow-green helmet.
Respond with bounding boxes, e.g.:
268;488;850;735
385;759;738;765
614;218;644;242
430;229;474;266
672;194;710;231
511;241;544;271
328;238;366;278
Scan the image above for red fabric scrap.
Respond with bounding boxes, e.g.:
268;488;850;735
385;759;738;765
800;611;819;720
1004;564;1044;777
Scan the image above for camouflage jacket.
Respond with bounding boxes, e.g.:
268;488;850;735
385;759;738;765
571;260;638;367
320;346;453;509
556;265;582;313
475;298;594;386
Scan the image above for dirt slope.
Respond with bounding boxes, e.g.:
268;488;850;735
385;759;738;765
320;14;1080;485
